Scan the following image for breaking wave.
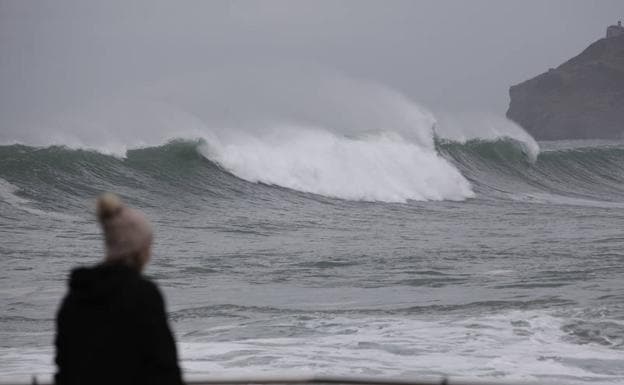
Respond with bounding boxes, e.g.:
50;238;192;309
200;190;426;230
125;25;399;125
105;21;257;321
1;137;623;208
0;71;543;203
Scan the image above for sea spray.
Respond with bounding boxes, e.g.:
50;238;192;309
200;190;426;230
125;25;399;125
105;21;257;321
434;113;540;162
0;68;544;202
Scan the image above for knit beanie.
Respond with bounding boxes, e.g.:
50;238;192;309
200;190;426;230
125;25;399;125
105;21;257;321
97;193;153;263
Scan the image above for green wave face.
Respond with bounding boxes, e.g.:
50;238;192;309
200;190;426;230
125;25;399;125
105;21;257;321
438;139;624;204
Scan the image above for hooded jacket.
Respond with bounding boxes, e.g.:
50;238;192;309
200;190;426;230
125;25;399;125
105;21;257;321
55;263;183;385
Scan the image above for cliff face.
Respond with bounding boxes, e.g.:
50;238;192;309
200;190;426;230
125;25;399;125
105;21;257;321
506;34;624;140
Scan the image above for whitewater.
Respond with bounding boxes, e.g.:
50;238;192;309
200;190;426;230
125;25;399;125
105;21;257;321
1;76;624;385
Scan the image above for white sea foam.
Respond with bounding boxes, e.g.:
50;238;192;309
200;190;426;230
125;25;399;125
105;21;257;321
0;178;31;206
199;125;474;202
5;310;622;384
0;347;55;384
0;178;80;220
176;311;624;384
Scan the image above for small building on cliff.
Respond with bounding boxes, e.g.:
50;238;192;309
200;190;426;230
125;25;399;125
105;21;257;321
606;21;624;38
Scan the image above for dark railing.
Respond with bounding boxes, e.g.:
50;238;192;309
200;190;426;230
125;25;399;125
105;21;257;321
187;375;516;385
3;374;534;385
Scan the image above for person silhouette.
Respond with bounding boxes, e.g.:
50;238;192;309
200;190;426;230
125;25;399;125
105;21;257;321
55;193;183;385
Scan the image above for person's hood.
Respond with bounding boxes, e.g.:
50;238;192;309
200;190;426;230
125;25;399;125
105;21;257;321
69;263;138;302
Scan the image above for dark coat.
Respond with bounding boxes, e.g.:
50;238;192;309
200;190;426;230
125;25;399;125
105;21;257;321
55;263;183;385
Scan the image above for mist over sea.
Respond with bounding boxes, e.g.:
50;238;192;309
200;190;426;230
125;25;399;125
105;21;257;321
1;76;624;384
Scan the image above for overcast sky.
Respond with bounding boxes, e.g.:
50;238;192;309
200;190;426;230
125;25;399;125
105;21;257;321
1;0;623;132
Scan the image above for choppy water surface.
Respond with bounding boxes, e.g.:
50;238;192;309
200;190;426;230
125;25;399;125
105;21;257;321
1;138;624;384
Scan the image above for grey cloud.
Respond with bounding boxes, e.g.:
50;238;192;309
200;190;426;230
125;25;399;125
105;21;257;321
1;0;623;134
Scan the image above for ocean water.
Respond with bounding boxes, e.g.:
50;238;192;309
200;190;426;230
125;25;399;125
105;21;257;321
1;131;624;385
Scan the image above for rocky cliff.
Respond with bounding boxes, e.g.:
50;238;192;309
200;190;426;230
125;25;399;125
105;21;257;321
506;34;624;140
